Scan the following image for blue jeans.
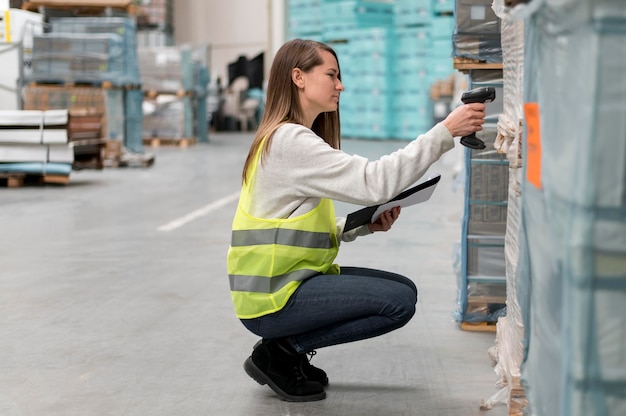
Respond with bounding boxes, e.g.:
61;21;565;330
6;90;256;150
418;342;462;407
240;267;418;354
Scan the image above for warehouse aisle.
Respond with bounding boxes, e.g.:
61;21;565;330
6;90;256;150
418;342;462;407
0;132;508;416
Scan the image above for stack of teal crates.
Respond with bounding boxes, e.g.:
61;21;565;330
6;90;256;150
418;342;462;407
287;0;457;141
336;28;394;139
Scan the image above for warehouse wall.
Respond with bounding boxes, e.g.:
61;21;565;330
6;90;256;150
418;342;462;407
172;0;285;86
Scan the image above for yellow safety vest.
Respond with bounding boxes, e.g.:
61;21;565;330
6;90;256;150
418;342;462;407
227;139;340;319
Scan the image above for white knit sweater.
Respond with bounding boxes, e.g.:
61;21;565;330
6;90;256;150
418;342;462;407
246;122;454;243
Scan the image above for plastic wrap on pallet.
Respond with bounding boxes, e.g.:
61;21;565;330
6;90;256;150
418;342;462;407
455;124;509;323
452;0;502;63
138;45;194;92
493;3;524;166
142;95;192;140
195;65;209;143
22;85;125;142
48;17;141;85
478;0;528;413
124;89;144;153
518;1;626;415
136;0;172;28
30;33;131;86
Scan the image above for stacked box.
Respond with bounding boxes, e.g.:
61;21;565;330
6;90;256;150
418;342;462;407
452;0;502;62
136;0;173;29
289;0;323;37
390;26;433;140
29;16;144;154
48;17;141;85
142;96;193;140
138;45;208;143
22;84;125;142
30;34;127;85
432;0;455;14
322;0;394;41
394;0;431;27
337;28;394;139
138;46;195;92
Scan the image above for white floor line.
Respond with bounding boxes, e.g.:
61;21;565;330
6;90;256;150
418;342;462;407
157;191;240;232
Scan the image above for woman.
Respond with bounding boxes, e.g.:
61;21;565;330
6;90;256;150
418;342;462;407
227;39;486;402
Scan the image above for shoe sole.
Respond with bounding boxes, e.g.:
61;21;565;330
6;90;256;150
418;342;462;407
243;357;326;402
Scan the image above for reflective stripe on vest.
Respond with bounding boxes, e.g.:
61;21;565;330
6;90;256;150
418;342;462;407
231;229;334;249
229;269;318;293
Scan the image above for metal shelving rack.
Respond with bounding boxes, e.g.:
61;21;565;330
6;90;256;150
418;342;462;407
457;68;508;328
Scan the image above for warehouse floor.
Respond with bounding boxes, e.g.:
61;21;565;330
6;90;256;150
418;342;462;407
0;131;510;416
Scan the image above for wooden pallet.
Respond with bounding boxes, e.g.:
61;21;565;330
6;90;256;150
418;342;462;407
104;152;155;169
143;89;194;99
460;321;497;332
28;81;141;90
508;377;528;415
143;137;196;148
0;172;69;187
0;173;26;188
23;0;140;14
453;57;503;72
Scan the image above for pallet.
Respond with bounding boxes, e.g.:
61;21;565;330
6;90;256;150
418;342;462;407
0;172;69;187
104;152;155;169
23;0;140;14
28;81;141;91
143;137;196;148
0;173;26;188
460;321;497;332
508;377;528;415
143;89;194;99
453;57;503;72
73;157;104;171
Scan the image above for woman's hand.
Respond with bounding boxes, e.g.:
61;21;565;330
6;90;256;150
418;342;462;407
368;206;401;233
442;102;486;138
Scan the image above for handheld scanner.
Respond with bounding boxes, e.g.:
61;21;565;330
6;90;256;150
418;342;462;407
459;87;496;150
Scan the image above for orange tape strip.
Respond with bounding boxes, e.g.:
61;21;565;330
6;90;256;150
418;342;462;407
524;102;542;189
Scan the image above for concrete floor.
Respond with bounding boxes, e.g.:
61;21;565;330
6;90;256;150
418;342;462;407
0;132;509;416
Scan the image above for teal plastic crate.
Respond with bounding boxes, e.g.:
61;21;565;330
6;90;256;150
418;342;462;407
431;0;454;14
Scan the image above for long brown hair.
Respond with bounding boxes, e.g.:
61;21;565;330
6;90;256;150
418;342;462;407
241;39;342;183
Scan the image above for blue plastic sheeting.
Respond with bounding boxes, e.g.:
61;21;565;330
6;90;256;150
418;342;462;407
518;1;626;415
195;65;210;143
124;89;144;154
0;162;72;175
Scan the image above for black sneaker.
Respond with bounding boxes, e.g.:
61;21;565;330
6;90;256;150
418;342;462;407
254;339;329;386
244;339;326;402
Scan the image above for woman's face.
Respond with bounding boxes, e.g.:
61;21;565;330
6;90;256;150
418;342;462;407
296;49;344;124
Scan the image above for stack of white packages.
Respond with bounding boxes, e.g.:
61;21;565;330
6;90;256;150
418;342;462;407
0;109;73;176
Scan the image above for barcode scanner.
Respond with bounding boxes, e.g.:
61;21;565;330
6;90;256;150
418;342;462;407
459;87;496;150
